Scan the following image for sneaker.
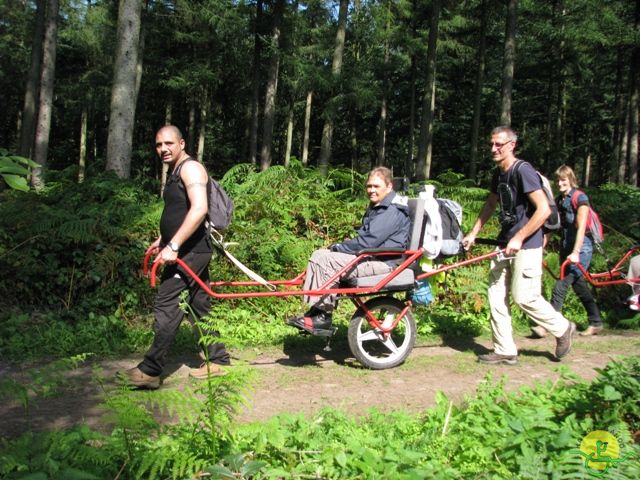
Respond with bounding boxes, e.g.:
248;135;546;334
555;321;577;359
530;325;548;338
189;362;227;380
628;295;639;311
287;310;333;335
120;367;160;389
579;325;603;336
477;352;518;365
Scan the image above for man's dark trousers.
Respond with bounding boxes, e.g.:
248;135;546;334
139;250;230;377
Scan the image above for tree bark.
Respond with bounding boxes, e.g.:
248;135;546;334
284;103;294;166
627;0;639;186
500;0;517;126
416;0;440;181
248;0;264;165
105;0;143;179
469;0;487;181
302;90;312;166
31;0;59;190
260;0;285;171
18;0;46;160
78;103;88;183
197;88;208;162
376;0;391;167
161;102;172;195
317;0;349;176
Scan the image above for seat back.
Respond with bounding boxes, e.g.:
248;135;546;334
407;197;426;251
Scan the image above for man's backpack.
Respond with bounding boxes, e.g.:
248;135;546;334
498;160;561;232
570;189;604;244
418;185;464;258
437;198;464;256
174;158;234;232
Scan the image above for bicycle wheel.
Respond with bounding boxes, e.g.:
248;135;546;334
347;296;416;370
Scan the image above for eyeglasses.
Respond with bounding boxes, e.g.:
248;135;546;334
490;140;513;149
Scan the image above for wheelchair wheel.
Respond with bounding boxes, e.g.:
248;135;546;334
347;296;416;370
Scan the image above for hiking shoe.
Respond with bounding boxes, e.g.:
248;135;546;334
189;362;227;379
555;321;577;359
530;325;548;338
477;352;518;365
579;325;603;336
120;367;160;389
287;310;333;335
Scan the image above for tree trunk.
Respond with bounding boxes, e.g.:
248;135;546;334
469;0;487;181
197;88;208;162
260;0;285;171
627;0;639;186
248;0;264;165
500;0;517;126
18;0;46;160
317;0;349;176
376;1;391;167
284;103;293;166
161;102;172;195
31;0;59;190
416;0;440;181
612;47;625;183
105;0;142;179
302;90;312;166
78;103;88;183
188;100;196;152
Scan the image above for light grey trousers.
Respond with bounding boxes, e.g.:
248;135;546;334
303;248;392;313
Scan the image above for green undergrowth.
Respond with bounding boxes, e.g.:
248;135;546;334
0;165;639;363
1;356;638;479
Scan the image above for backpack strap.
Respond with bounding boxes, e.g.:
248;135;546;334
570;189;585;211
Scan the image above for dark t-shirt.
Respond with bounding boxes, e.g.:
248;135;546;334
491;160;544;249
159;161;211;254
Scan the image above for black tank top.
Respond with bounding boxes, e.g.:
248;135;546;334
159;160;211;254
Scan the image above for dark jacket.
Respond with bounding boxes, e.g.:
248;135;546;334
332;191;411;255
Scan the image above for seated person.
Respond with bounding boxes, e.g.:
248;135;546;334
628;254;640;311
288;166;411;334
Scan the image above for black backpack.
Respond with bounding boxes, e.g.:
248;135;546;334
497;160;560;232
174;158;234;232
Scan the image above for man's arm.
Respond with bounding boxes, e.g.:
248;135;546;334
462;192;498;250
505;189;549;254
156;161;208;264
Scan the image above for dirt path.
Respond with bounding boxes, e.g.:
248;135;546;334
2;331;639;439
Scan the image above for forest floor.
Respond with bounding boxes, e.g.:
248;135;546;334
2;328;639;439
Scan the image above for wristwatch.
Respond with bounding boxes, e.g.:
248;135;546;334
167;241;180;252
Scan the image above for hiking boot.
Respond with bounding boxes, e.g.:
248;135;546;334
120;367;160;389
579;325;603;336
477;352;518;365
555;321;577;359
530;325;548;338
287;310;333;335
189;362;227;380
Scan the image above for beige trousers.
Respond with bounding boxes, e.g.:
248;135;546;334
488;247;570;356
303;249;392;313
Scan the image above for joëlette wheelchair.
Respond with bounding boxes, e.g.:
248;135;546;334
144;198;503;369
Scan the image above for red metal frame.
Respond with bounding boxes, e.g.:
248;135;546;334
558;245;640;288
143;247;504;302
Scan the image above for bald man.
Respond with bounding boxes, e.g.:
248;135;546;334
122;125;230;388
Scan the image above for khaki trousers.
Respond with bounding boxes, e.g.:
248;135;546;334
303;249;392;313
488;247;569;356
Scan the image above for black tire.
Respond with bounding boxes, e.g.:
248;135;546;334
347;296;416;370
